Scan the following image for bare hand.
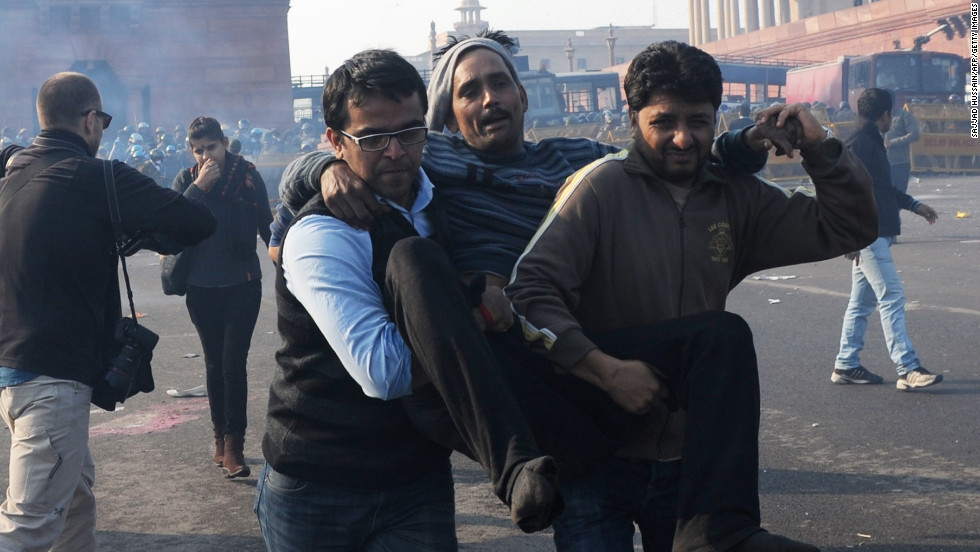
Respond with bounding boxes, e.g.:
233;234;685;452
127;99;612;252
753;102;827;157
321;162;389;230
915;203;938;224
574;350;665;414
744;116;803;157
194;159;221;192
844;251;861;266
474;286;514;332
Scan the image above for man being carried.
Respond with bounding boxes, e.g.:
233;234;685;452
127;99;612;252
256;50;562;549
507;41;877;551
276;33;844;551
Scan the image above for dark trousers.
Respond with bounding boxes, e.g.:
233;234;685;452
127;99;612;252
386;238;762;550
385;238;543;505
558;315;763;552
186;280;262;436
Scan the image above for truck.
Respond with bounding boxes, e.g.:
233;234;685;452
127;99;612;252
785;50;966;110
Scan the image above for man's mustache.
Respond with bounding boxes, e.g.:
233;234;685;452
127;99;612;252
478;108;511;125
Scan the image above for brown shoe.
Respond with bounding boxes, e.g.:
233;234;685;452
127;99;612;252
213;437;225;467
223;434;251;478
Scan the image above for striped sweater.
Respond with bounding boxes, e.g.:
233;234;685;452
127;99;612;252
278;130;765;280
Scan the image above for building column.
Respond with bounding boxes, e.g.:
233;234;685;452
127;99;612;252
728;0;740;36
689;0;698;45
744;0;759;32
700;0;711;43
776;0;790;23
716;0;727;39
605;25;617;67
760;0;773;28
564;38;575;72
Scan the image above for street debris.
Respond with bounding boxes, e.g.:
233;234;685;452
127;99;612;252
166;385;207;398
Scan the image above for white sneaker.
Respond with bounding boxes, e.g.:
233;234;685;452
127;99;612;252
896;368;943;390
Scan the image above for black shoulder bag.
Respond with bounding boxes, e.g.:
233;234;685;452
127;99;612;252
91;160;159;411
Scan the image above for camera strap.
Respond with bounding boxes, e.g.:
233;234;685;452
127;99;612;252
102;160;139;322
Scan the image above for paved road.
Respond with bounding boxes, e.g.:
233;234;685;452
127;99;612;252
1;174;976;551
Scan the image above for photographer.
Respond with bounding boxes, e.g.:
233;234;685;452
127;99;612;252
0;72;215;551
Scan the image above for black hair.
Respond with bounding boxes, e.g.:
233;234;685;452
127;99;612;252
187;116;225;143
856;88;893;122
322;49;428;131
432;28;517;66
624;41;723;112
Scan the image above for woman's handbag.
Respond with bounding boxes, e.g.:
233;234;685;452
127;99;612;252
160;247;195;296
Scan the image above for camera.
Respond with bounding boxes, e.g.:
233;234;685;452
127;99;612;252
118;231;148;257
91;318;158;411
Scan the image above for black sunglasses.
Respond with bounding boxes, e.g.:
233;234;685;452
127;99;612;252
81;109;113;130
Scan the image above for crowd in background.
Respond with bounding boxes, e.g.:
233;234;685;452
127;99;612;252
0;117;327;190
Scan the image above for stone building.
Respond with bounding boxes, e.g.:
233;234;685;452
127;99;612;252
0;0;293;136
690;0;969;63
405;0;686;76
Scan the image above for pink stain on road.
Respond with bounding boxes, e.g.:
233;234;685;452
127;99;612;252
89;397;209;437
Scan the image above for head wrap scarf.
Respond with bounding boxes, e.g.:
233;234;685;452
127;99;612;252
426;37;522;133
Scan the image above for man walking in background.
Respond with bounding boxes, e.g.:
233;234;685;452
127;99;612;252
832;88;941;390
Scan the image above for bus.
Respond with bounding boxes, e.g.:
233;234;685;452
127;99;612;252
520;70;623;128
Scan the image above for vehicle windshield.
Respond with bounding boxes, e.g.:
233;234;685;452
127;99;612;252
920;55;964;94
874;56;920;91
875;54;964;95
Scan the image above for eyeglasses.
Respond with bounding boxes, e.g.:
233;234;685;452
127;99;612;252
81;109;113;130
337;126;428;152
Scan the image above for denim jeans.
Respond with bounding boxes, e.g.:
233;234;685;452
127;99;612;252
0;376;96;552
254;463;457;552
836;236;921;375
553;459;681;552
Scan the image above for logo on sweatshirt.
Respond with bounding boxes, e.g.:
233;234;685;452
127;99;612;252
708;222;733;263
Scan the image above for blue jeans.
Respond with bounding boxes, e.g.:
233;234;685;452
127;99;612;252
254;463;457;552
835;236;921;375
553;459;681;552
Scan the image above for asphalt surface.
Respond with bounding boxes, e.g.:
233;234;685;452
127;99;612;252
0;173;976;551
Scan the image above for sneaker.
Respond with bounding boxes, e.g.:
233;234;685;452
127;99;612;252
831;366;884;385
897;367;943;390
